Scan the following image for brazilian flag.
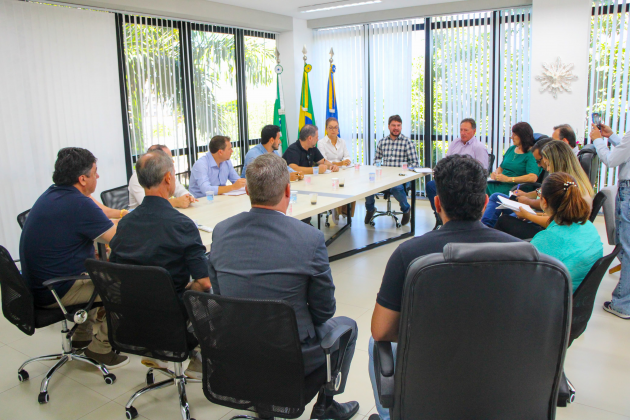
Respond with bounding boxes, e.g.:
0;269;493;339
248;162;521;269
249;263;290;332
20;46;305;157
298;63;315;137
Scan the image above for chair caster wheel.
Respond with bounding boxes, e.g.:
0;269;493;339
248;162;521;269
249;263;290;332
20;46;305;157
38;392;49;404
396;223;402;228
18;370;29;382
369;222;375;227
104;373;116;385
146;372;154;385
126;406;139;419
325;223;330;228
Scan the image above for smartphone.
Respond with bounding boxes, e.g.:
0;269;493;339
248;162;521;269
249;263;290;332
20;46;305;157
592;112;602;130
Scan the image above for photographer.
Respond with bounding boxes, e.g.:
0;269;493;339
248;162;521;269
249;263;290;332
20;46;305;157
590;123;630;319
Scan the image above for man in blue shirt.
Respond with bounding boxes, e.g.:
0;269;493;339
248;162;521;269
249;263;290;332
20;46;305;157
189;135;246;198
19;147;128;368
242;125;302;180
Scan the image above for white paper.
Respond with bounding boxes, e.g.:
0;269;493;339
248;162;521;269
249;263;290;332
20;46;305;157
223;187;246;196
497;195;537;215
198;225;213;233
413;168;432;174
324;169;332;174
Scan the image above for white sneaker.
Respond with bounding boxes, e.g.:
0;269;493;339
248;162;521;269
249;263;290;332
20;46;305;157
603;301;630;319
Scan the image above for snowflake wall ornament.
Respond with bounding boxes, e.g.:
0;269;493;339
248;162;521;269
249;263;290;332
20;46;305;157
535;57;578;99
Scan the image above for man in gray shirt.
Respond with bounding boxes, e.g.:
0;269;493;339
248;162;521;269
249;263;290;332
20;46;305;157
208;153;359;420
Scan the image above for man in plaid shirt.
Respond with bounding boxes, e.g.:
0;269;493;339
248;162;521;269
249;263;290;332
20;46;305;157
365;115;419;226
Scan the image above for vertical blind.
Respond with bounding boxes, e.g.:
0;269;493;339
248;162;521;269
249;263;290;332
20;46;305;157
588;0;628;188
0;0;126;257
121;16;190;174
313;25;367;163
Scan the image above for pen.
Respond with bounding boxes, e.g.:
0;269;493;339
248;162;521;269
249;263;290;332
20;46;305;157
516;183;520;190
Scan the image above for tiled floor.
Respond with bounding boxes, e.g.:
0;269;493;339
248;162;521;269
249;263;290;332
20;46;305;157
1;199;628;420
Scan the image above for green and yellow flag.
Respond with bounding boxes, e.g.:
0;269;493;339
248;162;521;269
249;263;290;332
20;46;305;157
298;62;315;137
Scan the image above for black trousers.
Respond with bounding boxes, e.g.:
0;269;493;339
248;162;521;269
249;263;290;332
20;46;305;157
495;214;544;240
302;316;358;395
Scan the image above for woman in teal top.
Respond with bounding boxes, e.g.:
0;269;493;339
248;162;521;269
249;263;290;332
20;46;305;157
530;172;603;291
488;122;542;195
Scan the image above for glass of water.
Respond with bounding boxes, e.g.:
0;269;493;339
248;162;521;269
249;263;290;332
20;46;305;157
206;190;214;203
290;190;298;203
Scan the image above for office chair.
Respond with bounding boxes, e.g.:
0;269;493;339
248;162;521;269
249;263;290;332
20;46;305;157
601;185;618;246
183;292;354;420
487;153;495;173
100;185;129;210
589;191;607;223
369;185;408;228
374;242;572;420
17;209;31;229
555;244;622;407
0;246;114;404
84;259;199;420
577;144;601;188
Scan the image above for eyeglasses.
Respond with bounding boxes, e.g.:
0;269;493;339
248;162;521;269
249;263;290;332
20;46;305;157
535;158;542;164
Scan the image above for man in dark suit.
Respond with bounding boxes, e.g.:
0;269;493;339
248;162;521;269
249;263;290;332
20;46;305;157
208;153;359;420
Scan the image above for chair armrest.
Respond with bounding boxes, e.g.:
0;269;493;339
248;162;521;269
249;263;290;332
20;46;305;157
42;275;96;324
374;340;395;409
320;325;353;390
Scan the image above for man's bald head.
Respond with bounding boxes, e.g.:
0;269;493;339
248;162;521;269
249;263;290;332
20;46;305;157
147;144;173;157
136;149;174;189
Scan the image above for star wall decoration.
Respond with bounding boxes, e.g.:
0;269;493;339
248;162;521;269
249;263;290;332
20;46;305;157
535;57;578;99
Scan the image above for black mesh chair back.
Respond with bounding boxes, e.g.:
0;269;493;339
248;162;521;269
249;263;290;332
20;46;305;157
392;242;571;420
85;259;191;362
589;190;607;223
570;244;621;345
17;209;31;229
578;144;601;188
0;246;35;336
100;185;129;210
487;153;495;173
184;292;324;419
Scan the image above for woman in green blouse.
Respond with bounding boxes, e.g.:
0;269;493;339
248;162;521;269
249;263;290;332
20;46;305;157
488;122;542;195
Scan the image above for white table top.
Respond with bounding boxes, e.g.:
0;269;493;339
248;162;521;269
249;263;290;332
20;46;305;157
178;165;427;249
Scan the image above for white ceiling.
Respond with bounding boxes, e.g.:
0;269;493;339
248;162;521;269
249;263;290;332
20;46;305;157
205;0;462;19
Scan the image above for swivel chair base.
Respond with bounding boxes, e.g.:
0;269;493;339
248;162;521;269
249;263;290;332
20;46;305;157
17;320;115;404
125;362;201;420
369;194;404;228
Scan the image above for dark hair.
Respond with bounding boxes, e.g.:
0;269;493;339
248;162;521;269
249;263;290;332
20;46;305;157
147;144;169;153
541;172;590;226
299;124;318;141
531;138;552;154
388;115;402;125
553;124;577;148
511;122;535;152
52;147;97;186
261;125;281;145
326;117;338;128
434;154;487;221
209;135;231;154
136;150;174;189
460;118;477;129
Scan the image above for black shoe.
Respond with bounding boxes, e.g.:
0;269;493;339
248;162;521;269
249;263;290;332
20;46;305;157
401;210;411;226
84;349;129;369
365;209;376;224
71;340;92;350
368;415;381;420
310;400;360;420
432;211;443;230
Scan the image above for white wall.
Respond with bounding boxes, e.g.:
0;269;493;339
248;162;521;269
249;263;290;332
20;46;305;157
0;0;126;257
530;0;592;138
277;18;313;146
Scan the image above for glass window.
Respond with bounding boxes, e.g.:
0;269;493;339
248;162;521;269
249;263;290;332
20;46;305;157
244;34;277;142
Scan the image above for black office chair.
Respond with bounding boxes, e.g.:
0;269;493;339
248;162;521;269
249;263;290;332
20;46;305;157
374;242;572;420
17;209;31;229
84;259;199;420
100;185;129;210
0;246;114;404
176;170;191;188
508;169;547;194
183;292;353;420
555;244;622;406
589;191;607;223
369;185;408;228
487;153;495;173
578;144;601;188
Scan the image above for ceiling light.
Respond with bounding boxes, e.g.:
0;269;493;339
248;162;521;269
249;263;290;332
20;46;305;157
299;0;382;13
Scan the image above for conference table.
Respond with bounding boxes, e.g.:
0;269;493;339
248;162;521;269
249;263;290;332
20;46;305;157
179;165;429;261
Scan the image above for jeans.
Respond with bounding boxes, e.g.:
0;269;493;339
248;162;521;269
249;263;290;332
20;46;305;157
611;181;630;315
366;184;410;213
368;336;397;420
481;193;514;228
426;180;437;211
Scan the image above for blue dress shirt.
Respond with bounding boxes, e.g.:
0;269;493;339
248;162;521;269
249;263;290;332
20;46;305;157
594;132;630;181
241;144;296;178
189;153;241;198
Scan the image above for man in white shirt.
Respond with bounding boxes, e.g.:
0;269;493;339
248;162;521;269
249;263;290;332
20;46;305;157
128;144;196;209
552;124;580;155
319;118;352;167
